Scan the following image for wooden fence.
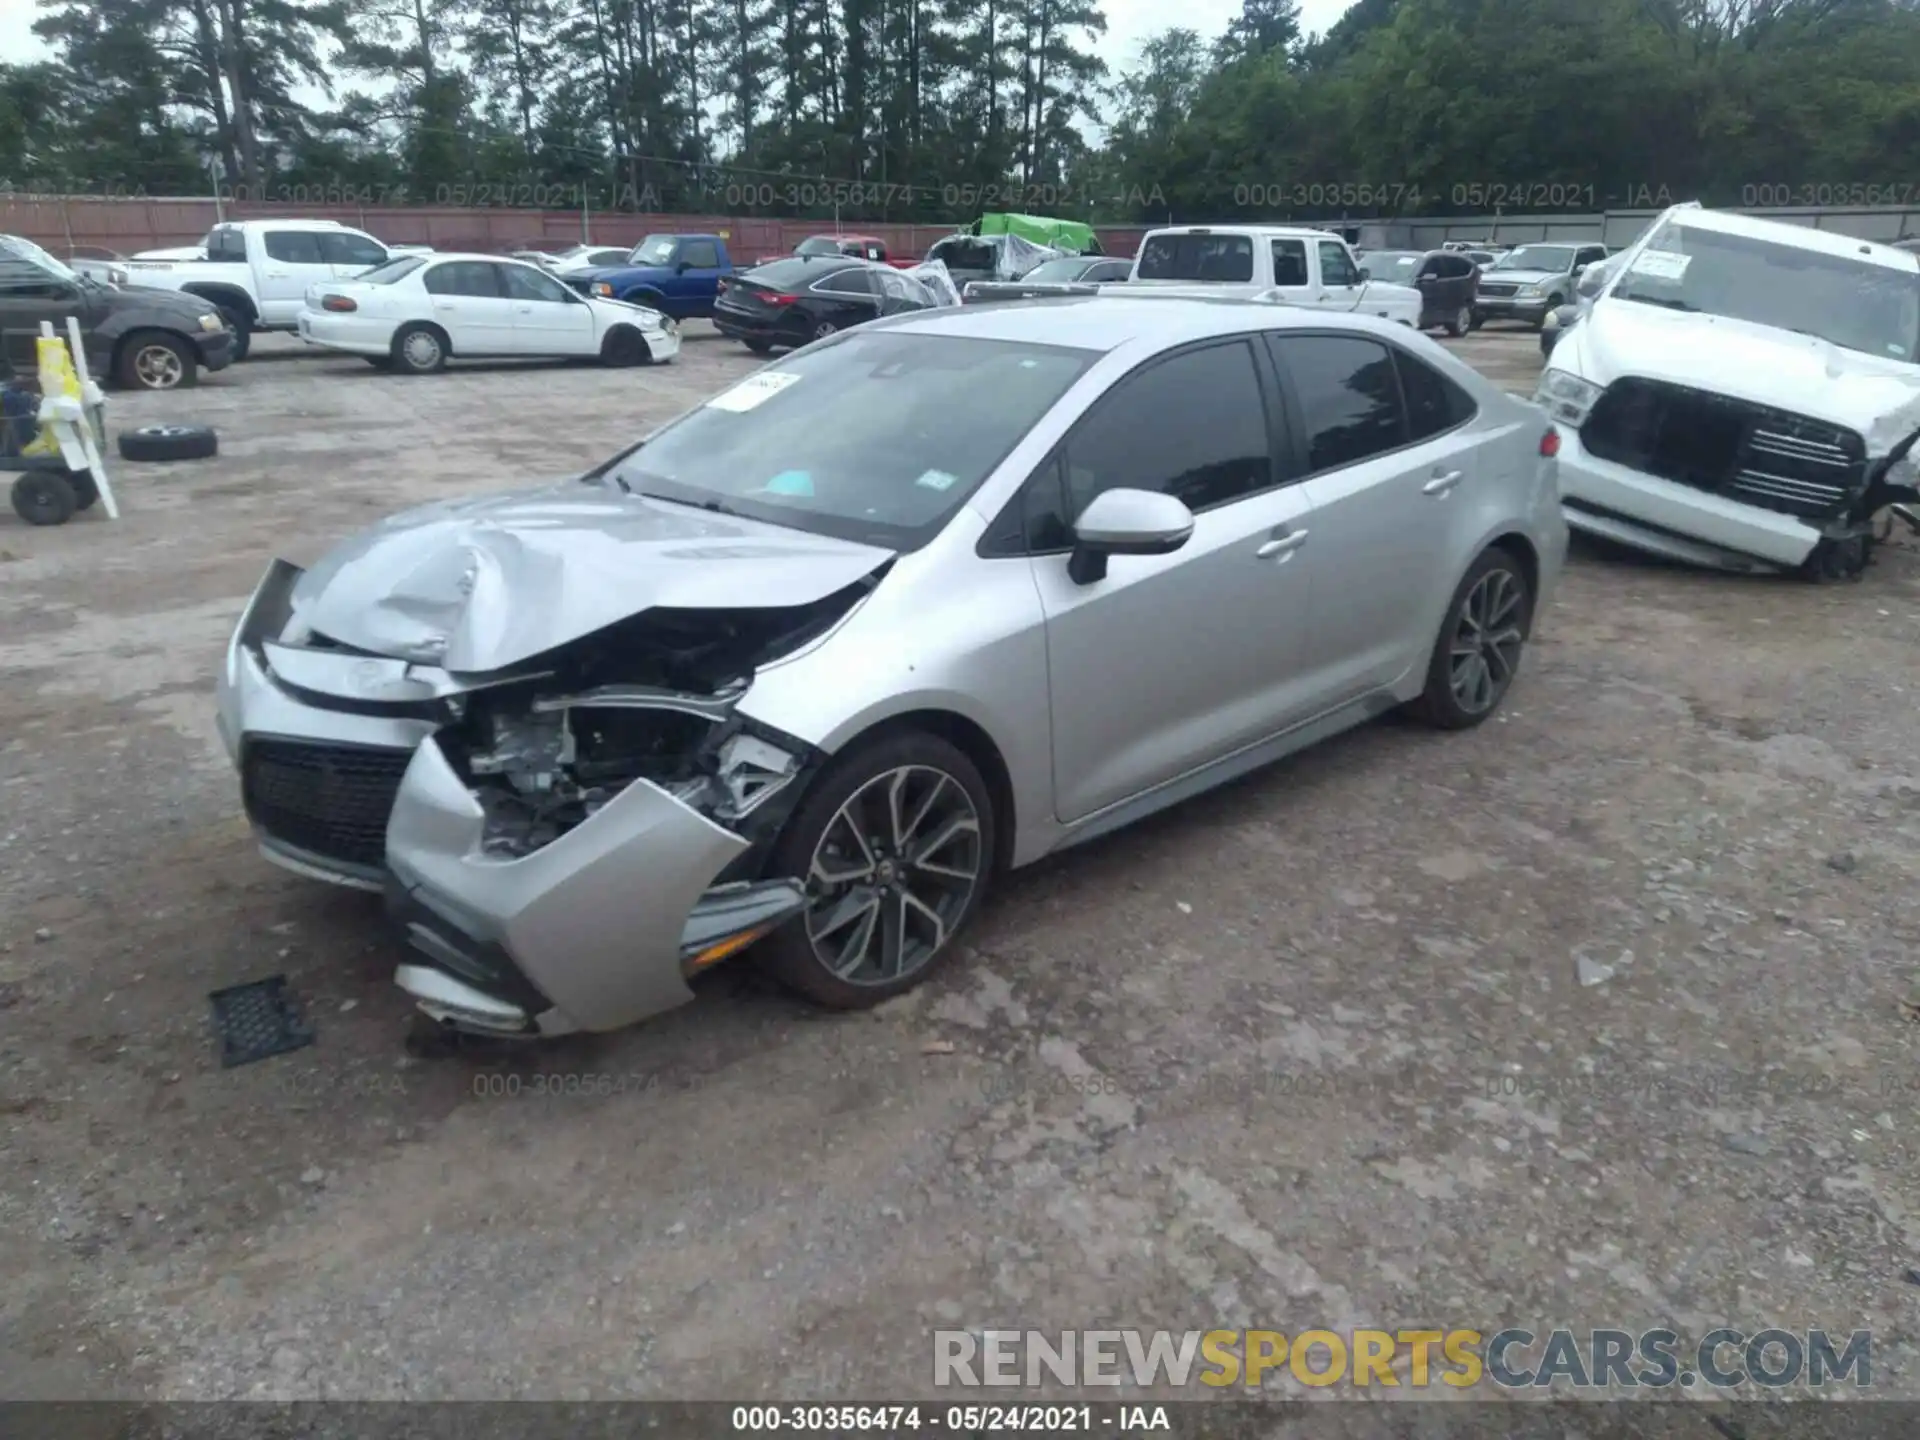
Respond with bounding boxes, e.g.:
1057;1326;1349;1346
0;195;1151;262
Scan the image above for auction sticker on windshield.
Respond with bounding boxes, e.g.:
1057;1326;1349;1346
709;372;801;412
1629;250;1691;281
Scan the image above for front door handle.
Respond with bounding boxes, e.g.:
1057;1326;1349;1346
1256;529;1308;559
1423;470;1463;496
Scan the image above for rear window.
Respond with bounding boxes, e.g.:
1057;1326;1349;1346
357;255;428;285
748;257;854;288
1136;233;1254;282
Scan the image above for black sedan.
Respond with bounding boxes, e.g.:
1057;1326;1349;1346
1357;249;1480;336
713;256;940;354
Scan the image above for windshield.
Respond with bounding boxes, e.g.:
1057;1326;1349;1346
1492;245;1577;273
1136;233;1254;282
629;236;678;265
1361;251;1422;278
357;255;428;285
1610;217;1920;361
606;331;1096;548
0;235;76;282
796;237;846;257
1020;257;1091;283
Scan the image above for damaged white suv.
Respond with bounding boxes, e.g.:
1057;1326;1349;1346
1540;202;1920;578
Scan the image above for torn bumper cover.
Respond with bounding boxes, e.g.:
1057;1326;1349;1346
216;559;816;1036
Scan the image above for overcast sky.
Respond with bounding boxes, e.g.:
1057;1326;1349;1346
0;0;1358;124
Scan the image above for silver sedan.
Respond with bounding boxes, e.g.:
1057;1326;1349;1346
215;297;1568;1038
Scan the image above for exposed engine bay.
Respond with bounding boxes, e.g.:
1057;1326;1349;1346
433;580;874;860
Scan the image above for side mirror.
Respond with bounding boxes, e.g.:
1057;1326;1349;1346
1067;488;1195;585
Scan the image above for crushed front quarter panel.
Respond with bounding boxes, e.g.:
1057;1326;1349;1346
385;736;751;1033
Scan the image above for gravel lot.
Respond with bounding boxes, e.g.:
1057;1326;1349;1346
4;321;1919;1403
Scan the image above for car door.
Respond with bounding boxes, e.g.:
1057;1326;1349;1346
419;260;516;354
320;229;390;280
808;266;882;330
1021;339;1320;824
667;238;726;317
1267;238;1314;305
0;250;83;379
256;230;337;325
1269;332;1484;700
1314;239;1363;311
499;261;596;355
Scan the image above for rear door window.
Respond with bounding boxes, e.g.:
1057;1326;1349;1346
1270;334;1407;472
264;230;326;264
422;261;502;297
1394;349;1477;441
1136;233;1255;282
1270;240;1309;286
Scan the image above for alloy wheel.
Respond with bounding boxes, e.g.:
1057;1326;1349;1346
803;764;983;986
1447;565;1525;715
813;321;838;340
133;344;184;389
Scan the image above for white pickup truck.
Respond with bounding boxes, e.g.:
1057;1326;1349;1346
1126;224;1424;326
122;220;425;359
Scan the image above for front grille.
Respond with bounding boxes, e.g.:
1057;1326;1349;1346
1580;377;1865;521
1478;282;1518;297
243;739;412;870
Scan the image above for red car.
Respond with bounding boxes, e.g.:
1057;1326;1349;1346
755;234;918;268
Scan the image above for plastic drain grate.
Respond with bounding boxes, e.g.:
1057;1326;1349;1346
209;975;315;1068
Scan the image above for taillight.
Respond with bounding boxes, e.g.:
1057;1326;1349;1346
320;294;357;313
762;293;799;306
1540;427;1561;458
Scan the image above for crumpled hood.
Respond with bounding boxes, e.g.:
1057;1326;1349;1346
289;483;894;673
1563;299;1920;441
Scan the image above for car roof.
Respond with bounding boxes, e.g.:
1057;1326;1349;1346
1663;206;1920;271
878;294;1436;353
1142;224;1343;241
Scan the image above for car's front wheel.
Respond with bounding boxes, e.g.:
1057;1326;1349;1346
1446;304;1471;338
756;731;995;1009
1410;545;1534;730
117;332;196;391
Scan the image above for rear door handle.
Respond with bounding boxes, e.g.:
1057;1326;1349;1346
1423;470;1463;496
1256;529;1308;559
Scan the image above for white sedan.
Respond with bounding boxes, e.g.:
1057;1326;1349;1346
296;252;680;373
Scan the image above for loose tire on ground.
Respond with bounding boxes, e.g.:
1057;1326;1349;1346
754;730;995;1010
118;424;218;462
116;331;196;391
11;471;78;526
1409;545;1535;730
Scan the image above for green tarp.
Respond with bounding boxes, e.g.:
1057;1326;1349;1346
973;212;1099;254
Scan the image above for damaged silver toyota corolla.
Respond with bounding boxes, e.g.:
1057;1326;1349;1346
216;298;1568;1038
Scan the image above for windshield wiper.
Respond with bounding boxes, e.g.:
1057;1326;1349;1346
632;488;744;518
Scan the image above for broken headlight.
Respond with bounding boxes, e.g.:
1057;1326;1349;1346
1536;368;1603;427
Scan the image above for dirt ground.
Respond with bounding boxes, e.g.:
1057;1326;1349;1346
4;320;1920;1404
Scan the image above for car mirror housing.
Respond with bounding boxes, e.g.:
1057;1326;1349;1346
1067;488;1195;584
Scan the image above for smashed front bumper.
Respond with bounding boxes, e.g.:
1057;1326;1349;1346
216;561;807;1036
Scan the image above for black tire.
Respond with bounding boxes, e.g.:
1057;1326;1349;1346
118;424;218;462
745;339;775;355
391;323;448;375
1409;546;1534;730
599;325;648;367
116;331;196;391
1468;311;1485;332
1445;305;1471;338
11;471;77;526
219;310;252;362
755;730;996;1010
70;471;98;510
